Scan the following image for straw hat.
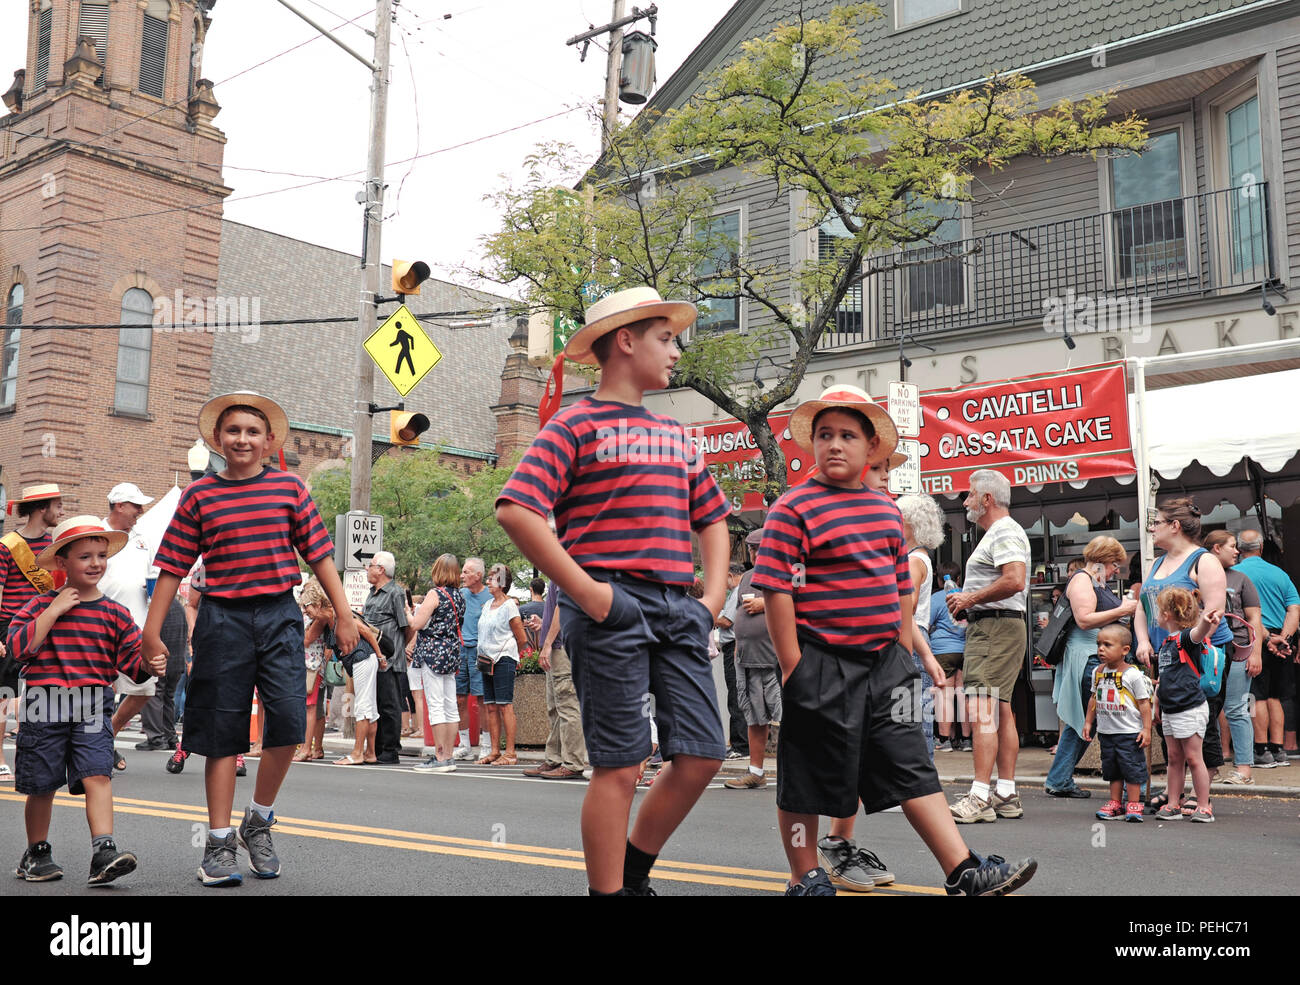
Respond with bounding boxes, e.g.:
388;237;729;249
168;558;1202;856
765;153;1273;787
788;384;898;464
35;516;128;568
563;286;696;366
5;483;62;515
198;391;289;456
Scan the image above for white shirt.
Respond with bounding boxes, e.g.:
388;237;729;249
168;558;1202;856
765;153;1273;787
964;515;1031;613
476;597;521;664
99;519;152;628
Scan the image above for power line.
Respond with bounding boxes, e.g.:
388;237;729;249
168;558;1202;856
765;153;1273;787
14;304;535;332
0;106;584;233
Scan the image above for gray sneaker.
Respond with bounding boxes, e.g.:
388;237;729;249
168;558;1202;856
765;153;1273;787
816;837;875;892
990;790;1024;819
197;831;242;887
950;792;996;823
237;808;281;879
1255;750;1278;768
414;757;456;774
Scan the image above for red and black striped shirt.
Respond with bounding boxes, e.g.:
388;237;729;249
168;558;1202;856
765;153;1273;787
7;592;146;687
752;479;911;652
0;531;53;622
154;468;333;599
497;398;730;586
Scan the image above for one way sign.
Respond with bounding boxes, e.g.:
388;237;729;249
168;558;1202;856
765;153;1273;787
335;512;384;571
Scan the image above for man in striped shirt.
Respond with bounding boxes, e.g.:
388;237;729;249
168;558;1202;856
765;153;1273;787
8;516;164;884
142;392;357;888
497;286;730;895
754;385;1036;897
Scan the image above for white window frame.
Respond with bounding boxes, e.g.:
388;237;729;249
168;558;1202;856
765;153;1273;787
1098;114;1196;290
685;205;746;343
895;0;963;32
1208;79;1268;286
896;195;972;320
115;289;153;416
2;285;21;412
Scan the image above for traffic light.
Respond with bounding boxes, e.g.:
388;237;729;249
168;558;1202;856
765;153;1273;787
392;260;431;296
389;410;430;447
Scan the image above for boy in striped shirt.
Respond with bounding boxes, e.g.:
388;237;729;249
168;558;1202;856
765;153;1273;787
9;516;165;884
142;392;357;887
753;385;1037;896
497;287;730;895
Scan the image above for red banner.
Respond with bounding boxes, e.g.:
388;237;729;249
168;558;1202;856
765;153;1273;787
891;362;1135;495
688;362;1135;508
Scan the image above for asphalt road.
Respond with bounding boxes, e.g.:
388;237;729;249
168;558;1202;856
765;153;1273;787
4;744;1298;897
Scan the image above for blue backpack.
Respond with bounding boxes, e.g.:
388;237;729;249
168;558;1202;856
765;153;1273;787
1176;637;1226;699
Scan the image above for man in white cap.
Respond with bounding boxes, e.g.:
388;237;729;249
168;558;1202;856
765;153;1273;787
100;483;162;758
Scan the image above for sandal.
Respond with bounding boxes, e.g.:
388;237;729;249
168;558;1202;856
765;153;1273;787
0;764;13;782
1146;791;1169;815
113;753;127;772
333;755;364;765
309;749;325;761
1180;797;1199;817
477;752;502;764
492;754;518;766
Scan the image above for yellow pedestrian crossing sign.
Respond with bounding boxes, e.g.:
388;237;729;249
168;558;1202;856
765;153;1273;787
364;304;441;397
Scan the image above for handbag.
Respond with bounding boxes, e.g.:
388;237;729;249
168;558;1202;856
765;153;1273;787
476;652;495;676
322;656;347;688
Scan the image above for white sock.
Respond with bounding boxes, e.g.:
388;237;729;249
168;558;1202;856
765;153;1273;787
250;799;273;820
459;729;469;746
749;765;764;777
995;779;1016;798
210;827;232;839
479;732;491;749
970;781;991;801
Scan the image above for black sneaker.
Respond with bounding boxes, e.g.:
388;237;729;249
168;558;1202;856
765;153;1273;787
945;851;1037;896
624;878;658;896
87;839;137;886
165;747;188;774
15;841;63;882
197;831;242;887
238;807;281;879
784;866;837;896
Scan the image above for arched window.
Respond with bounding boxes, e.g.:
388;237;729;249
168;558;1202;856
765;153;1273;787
115;288;153;415
140;0;170;99
1;285;21;411
32;1;53;91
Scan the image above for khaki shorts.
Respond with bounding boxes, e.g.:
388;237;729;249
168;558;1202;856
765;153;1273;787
114;671;157;698
961;617;1025;703
934;651;964;678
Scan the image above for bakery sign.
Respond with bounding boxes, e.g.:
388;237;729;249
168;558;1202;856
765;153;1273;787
886;361;1135;495
687;362;1135;507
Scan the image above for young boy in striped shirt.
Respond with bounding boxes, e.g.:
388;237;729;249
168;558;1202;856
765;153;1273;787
142;392;357;887
497;287;731;895
8;516;165;884
753;385;1038;896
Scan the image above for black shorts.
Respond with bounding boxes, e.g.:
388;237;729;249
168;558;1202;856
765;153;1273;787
15;686;114;796
1250;651;1297;703
183;591;306;758
777;637;941;818
1098;731;1148;785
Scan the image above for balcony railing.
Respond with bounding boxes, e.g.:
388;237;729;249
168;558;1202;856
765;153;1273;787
816;183;1275;349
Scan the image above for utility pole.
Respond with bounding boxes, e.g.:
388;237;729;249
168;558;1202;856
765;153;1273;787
274;0;390;514
566;3;658;154
351;0;393;514
602;0;626;152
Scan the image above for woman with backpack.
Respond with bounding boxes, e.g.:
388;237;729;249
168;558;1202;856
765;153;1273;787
408;554;467;772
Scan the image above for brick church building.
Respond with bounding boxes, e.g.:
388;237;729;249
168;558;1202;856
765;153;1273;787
0;0;541;520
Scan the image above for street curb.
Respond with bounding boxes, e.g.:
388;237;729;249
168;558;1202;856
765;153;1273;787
938;773;1300;799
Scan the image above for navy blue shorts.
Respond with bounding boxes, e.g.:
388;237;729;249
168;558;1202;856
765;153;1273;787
482;656;516;704
184;591;306;758
1099;731;1148;785
778;637;942;818
558;572;725;768
14;685;114;796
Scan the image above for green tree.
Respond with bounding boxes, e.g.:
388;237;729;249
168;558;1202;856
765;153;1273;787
480;1;1147;504
309;451;528;591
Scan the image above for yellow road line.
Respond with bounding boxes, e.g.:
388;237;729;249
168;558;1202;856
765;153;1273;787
0;791;943;894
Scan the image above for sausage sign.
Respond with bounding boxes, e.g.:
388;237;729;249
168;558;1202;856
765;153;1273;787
688;362;1135;508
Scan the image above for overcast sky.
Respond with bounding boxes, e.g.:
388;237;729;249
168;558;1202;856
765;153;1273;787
0;0;736;297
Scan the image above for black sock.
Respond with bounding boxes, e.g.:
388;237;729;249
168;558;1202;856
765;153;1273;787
589;886;627;896
91;834;114;851
945;853;978;885
624;840;658;890
1255;742;1269;757
1269;743;1285;756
